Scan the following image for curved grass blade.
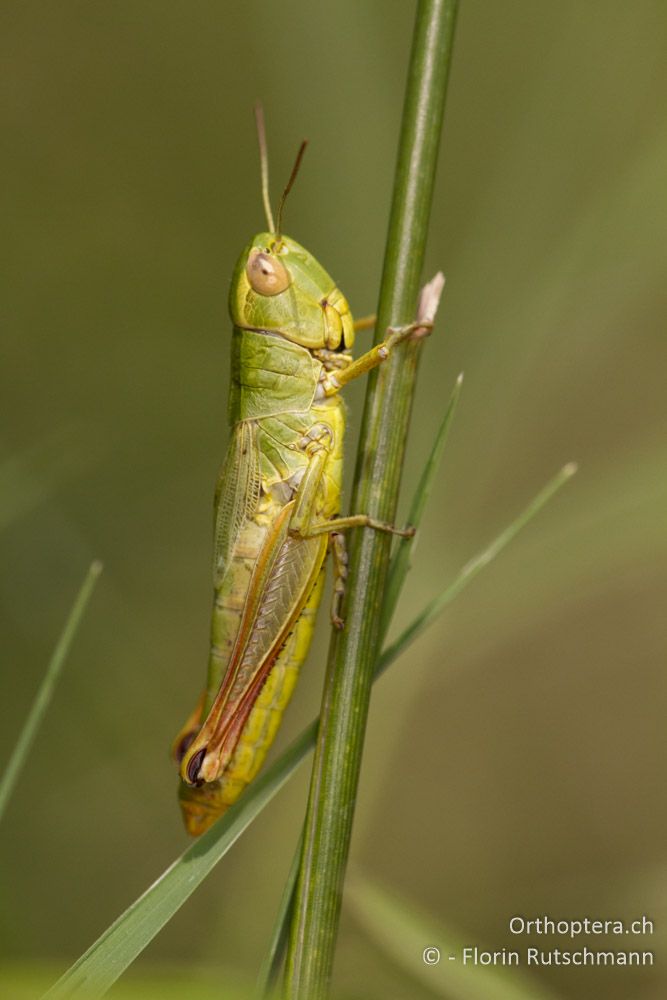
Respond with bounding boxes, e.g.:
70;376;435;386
0;560;102;825
42;724;315;1000
346;876;562;1000
382;370;463;637
381;463;577;667
43;464;574;999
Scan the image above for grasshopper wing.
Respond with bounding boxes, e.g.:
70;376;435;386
213;420;261;587
182;503;327;786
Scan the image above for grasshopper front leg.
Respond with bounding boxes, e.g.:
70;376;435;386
320;319;432;395
321;272;444;395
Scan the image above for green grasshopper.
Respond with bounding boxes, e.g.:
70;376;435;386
173;109;430;836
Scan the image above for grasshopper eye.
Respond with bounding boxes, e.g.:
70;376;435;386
246;251;290;296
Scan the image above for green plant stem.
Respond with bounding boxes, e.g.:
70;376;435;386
0;560;102;825
284;2;459;997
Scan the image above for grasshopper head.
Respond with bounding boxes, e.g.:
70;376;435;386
178;779;227;837
229;232;355;351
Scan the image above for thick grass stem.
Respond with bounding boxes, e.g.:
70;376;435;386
284;2;459;997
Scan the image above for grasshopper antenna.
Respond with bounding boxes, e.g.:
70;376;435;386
254;101;276;234
276;139;308;240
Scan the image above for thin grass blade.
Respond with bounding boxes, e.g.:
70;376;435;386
0;560;102;825
382;371;463;637
42;722;316;1000
380;463;577;668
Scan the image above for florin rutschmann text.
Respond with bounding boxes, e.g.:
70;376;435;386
460;946;653;967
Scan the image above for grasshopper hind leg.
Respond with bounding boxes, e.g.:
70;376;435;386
330;531;348;630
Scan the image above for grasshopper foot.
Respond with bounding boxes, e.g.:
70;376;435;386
330;531;348;629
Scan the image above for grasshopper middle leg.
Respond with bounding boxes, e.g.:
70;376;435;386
289;438;413;627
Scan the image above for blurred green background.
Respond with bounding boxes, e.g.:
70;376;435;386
2;2;666;998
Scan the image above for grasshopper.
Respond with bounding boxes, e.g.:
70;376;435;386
172;109;431;836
